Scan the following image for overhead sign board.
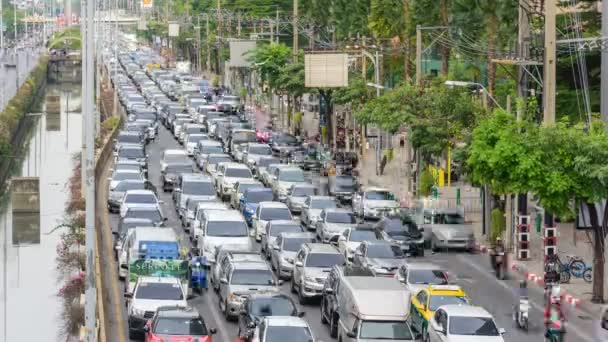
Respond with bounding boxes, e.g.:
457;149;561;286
141;0;152;8
229;40;257;67
168;22;179;37
305;53;348;88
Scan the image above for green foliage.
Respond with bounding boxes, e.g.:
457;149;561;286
275;62;305;98
49;27;82;51
102;116;120;132
332;0;371;39
368;0;408;38
247;43;292;93
419;169;435;197
490;207;505;243
333;74;370;110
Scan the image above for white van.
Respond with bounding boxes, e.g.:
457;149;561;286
337;277;415;341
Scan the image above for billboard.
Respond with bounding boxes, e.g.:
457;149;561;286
305;54;348;88
229;40;257;67
141;0;152;8
11;177;40;245
128;259;188;283
168;22;179;37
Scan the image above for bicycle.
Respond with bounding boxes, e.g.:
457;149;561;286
553;255;591;283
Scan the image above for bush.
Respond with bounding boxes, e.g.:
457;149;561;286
102;116;120;131
212;75;220;88
419;169;435;197
490;208;505;243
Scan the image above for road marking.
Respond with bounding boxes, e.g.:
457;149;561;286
456;255;595;342
99;161;127;342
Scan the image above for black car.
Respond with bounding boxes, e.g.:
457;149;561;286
374;216;425;257
237;293;303;340
161;162;194;192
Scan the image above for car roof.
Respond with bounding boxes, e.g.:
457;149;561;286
304;243;340;254
247;142;270;148
244;187;272;194
264;316;309;327
222;162;248;169
269;220;300;226
138;276;181;284
232;262;272;271
248;292;293;301
114;169;141;174
280;232;315;239
363;187;390;192
292;183;315;189
124;189;155;195
440;304;492;317
156;306;200;318
181;173;211;181
163;149;187;155
207;153;231;158
427;285;466;296
199;140;222;146
404;262;444;270
258;201;289;209
197;202;228;210
309;196;333;201
322;208;353;214
205;209;244;221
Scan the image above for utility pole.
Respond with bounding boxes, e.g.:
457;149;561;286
83;0;96;337
543;0;556;125
237;13;241;37
1;0;4;51
14;0;18;92
206;14;210;72
275;8;279;44
415;25;422;87
602;0;608;126
292;0;298;62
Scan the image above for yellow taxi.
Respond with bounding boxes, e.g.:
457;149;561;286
410;285;470;337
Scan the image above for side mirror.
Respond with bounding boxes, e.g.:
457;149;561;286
273;245;280;251
220;277;228;284
295;261;303;267
124;292;133;299
158;200;164;204
163;217;168;221
209;328;217;334
499;328;506;335
346;331;357;338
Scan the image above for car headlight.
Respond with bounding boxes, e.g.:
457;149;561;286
304;275;316;283
373;266;389;273
247;158;255;165
282;257;294;264
131;307;145;317
228;293;246;303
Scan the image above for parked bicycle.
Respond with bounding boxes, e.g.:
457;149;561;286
553;255;593;284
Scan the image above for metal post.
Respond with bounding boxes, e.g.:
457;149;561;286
543;0;556;125
84;0;96;339
416;25;421;87
374;50;380;176
197;15;201;74
113;0;118;117
1;0;4;51
206;14;210;72
292;0;298;63
602;0;608;126
14;0;18;92
275;8;279;44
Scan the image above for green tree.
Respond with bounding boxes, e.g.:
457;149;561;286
467;111;608;303
247;43;292;93
332;0;371;40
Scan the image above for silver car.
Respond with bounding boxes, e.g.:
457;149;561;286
229;179;264;209
291;243;345;303
243;143;273;170
253;201;294;242
352;240;406;277
271;167;308;202
315;208;357;243
218;262;280;320
300;196;337;231
107;179;147;213
286;184;316;214
261;220;303;257
395;262;450;294
270;232;315;279
211;247;264;292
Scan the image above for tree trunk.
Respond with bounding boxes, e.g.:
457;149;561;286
487;12;498;97
589;201;606;303
440;0;450;75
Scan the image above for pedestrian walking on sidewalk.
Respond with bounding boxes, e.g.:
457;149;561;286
380;155;387;175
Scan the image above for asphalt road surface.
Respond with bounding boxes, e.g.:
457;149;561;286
99;121;598;342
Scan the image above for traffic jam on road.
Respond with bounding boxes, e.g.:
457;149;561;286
105;44;544;342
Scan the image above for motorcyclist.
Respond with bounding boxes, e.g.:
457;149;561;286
514;280;529;329
490;237;505;270
544;296;566;341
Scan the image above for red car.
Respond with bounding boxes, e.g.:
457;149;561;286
256;126;273;143
145;306;217;342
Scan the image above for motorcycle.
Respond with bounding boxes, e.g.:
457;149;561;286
189;256;209;294
492;251;506;280
545;320;566;342
513;297;530;330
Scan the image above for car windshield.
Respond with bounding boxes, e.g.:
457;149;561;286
449;316;499;336
208;156;231;165
249;146;272;155
365;191;391;200
201;146;224;154
135;282;183;300
257;159;279;168
238;183;263;194
206;221;248;237
305;253;344;268
292;187;315;197
310;199;336;210
186;127;203;134
275;134;298;144
435;213;465;224
349;230;378;242
367;244;404;258
225;168;252;178
125;209;162;222
115;164;141;172
113;172;141;181
136;113;156;122
429;295;470;311
114;181;145;192
260;208;291;221
232;132;256;143
187;135;205;143
279;170;305;182
117;134;141;144
250;297;295;317
230;269;275;286
359;321;413;340
165;164;192;174
245;191;274;203
270;224;301;236
326;212;356;224
125;194;156;204
183;181;215;196
164;154;189;164
119;148;145;159
153;317;207;336
265;326;312;342
283;238;312;252
408;270;449;285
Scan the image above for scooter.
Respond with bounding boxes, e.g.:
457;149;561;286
189;256;209;295
492;251;506;280
513;297;530;330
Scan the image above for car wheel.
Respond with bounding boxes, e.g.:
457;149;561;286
298;283;306;304
431;237;438;253
224;299;232;320
330;314;339;338
290;277;297;293
320;302;328;324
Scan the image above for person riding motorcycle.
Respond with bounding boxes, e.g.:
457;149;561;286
490;238;505;270
514;280;530;330
544;297;566;341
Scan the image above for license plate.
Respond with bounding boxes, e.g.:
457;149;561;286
402;245;410;250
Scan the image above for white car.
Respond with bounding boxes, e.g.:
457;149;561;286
184;133;207;156
251;316;317;342
108;169;144;193
190;201;229;242
119;189;162;218
243;143;273;170
335;226;380;262
196;209;252;263
427;305;505;342
217;163;253;201
160;149;189;173
352;187;399;220
253;202;293;242
271;167;308;202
